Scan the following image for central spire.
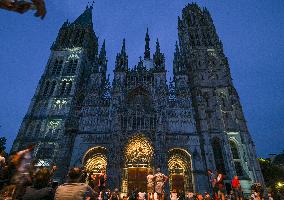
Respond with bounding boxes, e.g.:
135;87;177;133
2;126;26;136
144;28;150;59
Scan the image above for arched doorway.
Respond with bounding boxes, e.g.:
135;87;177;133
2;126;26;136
168;148;193;193
83;146;107;188
123;134;154;193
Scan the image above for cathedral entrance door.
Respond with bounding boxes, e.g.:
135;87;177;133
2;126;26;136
171;174;185;192
168;149;193;193
83;146;108;191
123;135;154;194
127;167;150;192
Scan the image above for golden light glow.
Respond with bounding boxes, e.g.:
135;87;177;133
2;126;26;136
168;148;192;193
276;182;284;188
83;146;108;173
124;134;153;166
85;154;107;173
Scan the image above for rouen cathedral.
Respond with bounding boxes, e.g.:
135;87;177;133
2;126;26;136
11;3;264;196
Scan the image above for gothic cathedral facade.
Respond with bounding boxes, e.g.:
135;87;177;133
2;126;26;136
12;3;264;195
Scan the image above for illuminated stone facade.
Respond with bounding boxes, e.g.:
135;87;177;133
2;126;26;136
12;3;264;195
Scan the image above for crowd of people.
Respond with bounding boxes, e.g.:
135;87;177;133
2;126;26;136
0;147;270;200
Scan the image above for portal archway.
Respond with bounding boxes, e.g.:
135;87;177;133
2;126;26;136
168;148;193;193
122;134;154;193
83;146;108;173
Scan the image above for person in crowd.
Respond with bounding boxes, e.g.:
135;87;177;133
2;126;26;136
54;167;97;200
98;169;107;200
0;151;5;171
178;190;185;200
196;193;203;200
154;167;168;200
231;176;242;200
170;189;179;200
268;193;273;200
186;192;194;200
216;171;225;200
147;170;155;200
88;171;97;191
204;192;211;200
153;192;159;200
110;188;120;200
11;144;35;199
138;191;147;200
128;187;138;200
102;188;112;200
227;190;236;200
207;169;218;199
22;167;54;200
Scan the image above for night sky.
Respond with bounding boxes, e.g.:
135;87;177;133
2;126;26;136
0;0;283;157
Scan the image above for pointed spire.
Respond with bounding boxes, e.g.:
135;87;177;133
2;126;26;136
155;38;161;54
173;41;183;76
99;40;107;74
115;39;128;71
73;6;93;27
144;28;150;59
99;40;106;59
153;38;165;70
121;38;126;54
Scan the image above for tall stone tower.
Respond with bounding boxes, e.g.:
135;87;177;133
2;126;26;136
177;3;264;190
11;5;101;179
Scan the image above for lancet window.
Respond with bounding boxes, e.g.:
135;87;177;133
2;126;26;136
51;59;63;75
65;59;78;75
229;140;244;176
212;137;226;174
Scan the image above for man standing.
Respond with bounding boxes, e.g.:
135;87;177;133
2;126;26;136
55;167;96;200
154;167;168;200
216;171;225;200
231;176;242;200
98;169;107;200
0;152;5;171
207;169;218;199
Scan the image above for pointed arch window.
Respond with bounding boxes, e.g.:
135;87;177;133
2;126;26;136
60;81;67;95
229;140;244;176
59;80;72;96
66;81;73;95
66;59;78;75
52;60;63;75
212;138;226;173
230;140;240;159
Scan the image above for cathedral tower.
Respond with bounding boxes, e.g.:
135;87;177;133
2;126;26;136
11;5;100;180
177;3;264;191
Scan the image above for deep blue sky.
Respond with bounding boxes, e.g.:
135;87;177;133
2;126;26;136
0;0;283;157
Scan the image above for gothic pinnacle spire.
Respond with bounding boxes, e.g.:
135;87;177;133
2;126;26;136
121;38;126;53
144;28;150;59
99;40;106;57
155;38;160;54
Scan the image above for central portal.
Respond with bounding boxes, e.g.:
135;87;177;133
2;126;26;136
122;134;153;193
